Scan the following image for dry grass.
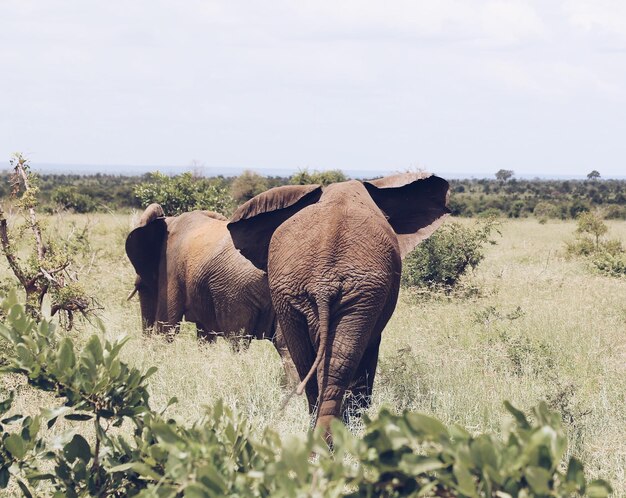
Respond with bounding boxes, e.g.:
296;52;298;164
1;213;625;493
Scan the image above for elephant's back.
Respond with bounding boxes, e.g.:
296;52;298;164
268;187;402;299
167;213;229;275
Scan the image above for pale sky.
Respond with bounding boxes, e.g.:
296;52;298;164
1;1;625;177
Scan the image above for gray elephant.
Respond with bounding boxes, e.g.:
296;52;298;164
125;203;296;379
227;173;450;438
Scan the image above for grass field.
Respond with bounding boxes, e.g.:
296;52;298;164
1;212;625;494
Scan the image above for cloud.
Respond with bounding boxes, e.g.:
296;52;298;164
562;0;626;48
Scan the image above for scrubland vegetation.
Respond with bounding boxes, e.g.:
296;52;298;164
0;210;623;496
2;168;625;221
0;163;624;496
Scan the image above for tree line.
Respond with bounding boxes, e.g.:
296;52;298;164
0;169;624;219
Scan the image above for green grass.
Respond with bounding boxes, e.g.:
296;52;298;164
1;213;625;494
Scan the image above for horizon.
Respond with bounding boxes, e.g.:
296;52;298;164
0;160;623;181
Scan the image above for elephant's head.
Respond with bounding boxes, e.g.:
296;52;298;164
125;203;167;329
227;173;450;269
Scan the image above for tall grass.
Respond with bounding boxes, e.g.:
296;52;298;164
1;214;624;493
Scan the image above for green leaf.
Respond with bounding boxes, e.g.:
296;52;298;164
84;335;104;364
565;457;585;488
399;455;446;475
453;462;477;497
503;401;530;430
1;414;23;424
586;480;613;498
5;433;26;459
144;366;158;379
525;466;551;494
184;482;213;498
405;412;449;440
64;413;93;421
17;479;33;498
197;464;228;494
63;434;91;463
109;462;163;481
0;466;9;488
56;338;76;371
151;420;182;444
470;435;499;470
0;392;14;416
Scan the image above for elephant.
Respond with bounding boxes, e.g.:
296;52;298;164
227;173;450;437
125;203;297;381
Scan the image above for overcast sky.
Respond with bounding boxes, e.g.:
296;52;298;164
1;1;625;177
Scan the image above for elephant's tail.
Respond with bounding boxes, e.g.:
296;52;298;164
296;296;330;396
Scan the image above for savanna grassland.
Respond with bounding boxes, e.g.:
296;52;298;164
1;212;625;494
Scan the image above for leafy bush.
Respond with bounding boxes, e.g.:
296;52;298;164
133;172;234;216
576;212;608;250
231;170;269;203
290;168;347;186
565;211;626;278
603;204;626;220
0;293;612;497
589;251;626;278
533;202;561;222
401;218;500;290
51;186;97;213
0;154;98;326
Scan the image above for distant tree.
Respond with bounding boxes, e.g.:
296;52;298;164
587;170;601;180
495;169;514;182
231;170;269;204
290;168;347;186
51;186;97;213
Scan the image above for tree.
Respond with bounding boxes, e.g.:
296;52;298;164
51;186;97;213
0;153;97;326
587;170;601;180
231;170;269;204
495;169;514;182
290;168;347;186
133;172;234;216
576;211;608;250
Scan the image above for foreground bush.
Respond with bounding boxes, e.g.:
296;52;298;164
401;218;499;291
0;293;612;497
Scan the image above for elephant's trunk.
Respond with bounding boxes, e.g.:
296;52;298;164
296;297;329;396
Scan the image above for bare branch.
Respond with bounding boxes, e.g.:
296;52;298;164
0;211;28;288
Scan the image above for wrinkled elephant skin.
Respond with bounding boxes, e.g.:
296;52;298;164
227;173;450;438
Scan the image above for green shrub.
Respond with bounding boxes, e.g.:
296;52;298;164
230;170;269;203
133;172;234;216
0;292;613;497
51;186;97;213
401;218;500;290
590;251;626;278
290;168;347;186
565;236;596;257
603;204;626;219
576;211;608;250
533;201;561;222
565;211;626;278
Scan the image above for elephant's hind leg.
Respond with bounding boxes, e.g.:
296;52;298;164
277;306;319;414
343;335;381;421
315;313;379;435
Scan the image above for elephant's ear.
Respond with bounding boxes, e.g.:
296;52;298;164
364;174;450;259
227;184;323;270
125;207;167;279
